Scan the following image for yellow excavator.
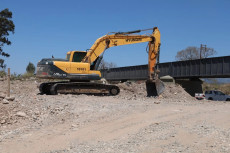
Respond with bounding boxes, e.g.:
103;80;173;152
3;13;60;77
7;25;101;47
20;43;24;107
36;27;164;96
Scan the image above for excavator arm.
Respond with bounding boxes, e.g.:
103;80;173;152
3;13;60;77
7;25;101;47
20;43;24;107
82;34;153;63
82;27;163;96
82;27;161;81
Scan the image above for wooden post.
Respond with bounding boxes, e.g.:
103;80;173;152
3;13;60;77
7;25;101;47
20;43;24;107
7;68;10;97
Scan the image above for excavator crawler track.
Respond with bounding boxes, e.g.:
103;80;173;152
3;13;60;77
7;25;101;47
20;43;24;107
39;81;120;96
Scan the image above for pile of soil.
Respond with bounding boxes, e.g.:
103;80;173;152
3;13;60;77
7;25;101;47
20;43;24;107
117;81;194;101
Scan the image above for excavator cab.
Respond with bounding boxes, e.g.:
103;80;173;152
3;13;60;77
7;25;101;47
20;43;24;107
66;51;87;62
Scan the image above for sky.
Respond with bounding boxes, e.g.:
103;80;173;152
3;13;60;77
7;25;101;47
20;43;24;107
0;0;230;74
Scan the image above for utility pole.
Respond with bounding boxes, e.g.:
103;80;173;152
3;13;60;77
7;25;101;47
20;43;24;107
7;68;10;97
200;44;207;59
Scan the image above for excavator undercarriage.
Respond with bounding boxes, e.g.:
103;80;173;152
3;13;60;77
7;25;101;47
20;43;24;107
39;81;120;95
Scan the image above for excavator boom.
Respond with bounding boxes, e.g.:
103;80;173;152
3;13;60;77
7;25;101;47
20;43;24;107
82;28;159;65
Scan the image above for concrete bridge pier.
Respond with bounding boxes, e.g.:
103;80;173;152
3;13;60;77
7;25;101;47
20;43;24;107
175;78;203;97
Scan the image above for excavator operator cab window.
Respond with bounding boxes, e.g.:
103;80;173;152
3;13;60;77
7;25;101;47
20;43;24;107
72;52;87;62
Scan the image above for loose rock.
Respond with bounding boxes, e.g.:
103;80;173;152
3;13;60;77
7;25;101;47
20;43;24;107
1;120;6;124
0;93;5;99
2;99;9;104
5;96;15;101
16;112;27;117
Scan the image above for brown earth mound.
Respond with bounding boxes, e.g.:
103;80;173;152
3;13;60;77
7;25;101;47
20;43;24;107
117;81;194;101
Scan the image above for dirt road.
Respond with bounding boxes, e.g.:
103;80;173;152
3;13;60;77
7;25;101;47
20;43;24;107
1;80;230;153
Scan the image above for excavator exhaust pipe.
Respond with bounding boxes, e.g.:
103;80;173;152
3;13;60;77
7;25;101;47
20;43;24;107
146;79;165;97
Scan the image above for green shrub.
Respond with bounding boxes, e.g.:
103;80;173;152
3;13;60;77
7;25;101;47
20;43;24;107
10;72;21;80
22;72;34;79
0;70;6;77
26;62;35;74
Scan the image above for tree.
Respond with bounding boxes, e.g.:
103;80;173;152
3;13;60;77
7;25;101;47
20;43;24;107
175;47;199;61
200;46;217;59
26;62;35;74
0;59;6;77
0;8;15;57
0;8;15;69
98;59;117;70
175;46;216;61
0;59;5;68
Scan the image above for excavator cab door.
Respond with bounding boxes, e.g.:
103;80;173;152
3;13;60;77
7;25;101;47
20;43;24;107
69;51;90;75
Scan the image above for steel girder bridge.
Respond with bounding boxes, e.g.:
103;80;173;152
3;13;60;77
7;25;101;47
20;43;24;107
101;56;230;81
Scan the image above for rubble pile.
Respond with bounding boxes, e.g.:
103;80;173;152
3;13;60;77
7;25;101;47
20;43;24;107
117;81;194;100
161;83;195;100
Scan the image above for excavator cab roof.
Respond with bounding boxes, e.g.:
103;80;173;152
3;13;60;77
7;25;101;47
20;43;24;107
67;50;87;54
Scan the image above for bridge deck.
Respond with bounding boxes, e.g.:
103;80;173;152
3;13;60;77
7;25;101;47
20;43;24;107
101;56;230;80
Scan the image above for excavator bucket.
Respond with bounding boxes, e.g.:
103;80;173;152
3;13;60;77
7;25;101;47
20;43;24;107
146;79;165;97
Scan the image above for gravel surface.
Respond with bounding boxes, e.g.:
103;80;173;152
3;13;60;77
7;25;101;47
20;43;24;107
0;79;230;153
